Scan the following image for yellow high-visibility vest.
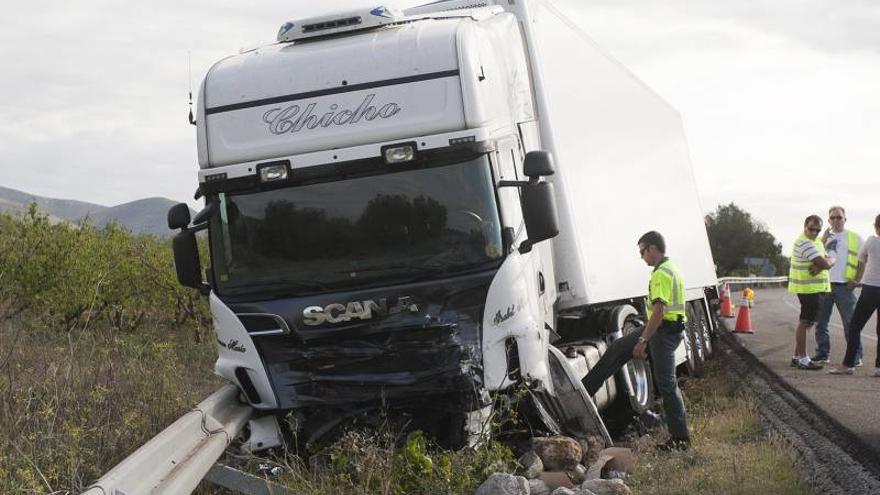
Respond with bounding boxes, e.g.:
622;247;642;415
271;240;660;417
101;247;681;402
844;230;860;282
789;233;831;294
647;258;687;322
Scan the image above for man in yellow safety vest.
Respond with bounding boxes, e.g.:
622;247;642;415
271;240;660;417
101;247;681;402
789;215;834;370
811;206;863;365
583;231;690;450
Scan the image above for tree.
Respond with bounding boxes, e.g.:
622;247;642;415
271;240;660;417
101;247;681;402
704;203;788;276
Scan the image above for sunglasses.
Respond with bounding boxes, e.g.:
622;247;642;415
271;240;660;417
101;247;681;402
807;228;821;233
829;216;843;220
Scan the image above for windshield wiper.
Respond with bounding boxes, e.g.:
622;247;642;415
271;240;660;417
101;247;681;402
339;263;448;277
244;278;332;296
340;260;497;282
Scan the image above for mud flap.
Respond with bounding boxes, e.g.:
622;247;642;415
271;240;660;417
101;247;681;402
527;347;613;446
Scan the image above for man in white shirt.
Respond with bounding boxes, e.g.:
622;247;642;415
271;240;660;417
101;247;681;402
812;206;863;364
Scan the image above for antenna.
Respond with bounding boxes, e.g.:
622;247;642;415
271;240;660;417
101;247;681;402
188;51;197;126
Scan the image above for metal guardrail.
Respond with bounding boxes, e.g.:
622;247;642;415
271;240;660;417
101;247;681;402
717;276;788;285
81;384;253;495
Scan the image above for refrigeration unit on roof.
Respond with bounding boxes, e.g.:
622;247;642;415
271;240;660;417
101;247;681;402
276;5;404;42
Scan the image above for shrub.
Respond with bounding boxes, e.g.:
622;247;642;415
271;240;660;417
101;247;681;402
0;205;209;332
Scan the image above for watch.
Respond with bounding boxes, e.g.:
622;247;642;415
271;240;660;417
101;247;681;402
637;336;648;344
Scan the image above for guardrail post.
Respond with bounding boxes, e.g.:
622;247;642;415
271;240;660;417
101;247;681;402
204;463;296;495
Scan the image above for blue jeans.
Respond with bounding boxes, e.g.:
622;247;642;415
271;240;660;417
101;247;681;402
583;323;690;440
814;283;858;360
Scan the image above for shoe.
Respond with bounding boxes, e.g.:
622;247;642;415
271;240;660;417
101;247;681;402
657;438;691;452
873;368;880;377
855;359;864;367
827;367;854;375
797;360;823;370
790;358;800;367
810;356;829;364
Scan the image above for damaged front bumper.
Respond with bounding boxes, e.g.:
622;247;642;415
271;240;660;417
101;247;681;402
256;322;485;409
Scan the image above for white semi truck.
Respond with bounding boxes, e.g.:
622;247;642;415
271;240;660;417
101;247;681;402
168;0;719;449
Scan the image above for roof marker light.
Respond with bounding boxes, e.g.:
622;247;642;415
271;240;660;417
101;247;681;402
449;135;477;145
277;6;403;42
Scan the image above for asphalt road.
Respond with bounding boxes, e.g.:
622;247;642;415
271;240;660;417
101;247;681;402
728;287;880;450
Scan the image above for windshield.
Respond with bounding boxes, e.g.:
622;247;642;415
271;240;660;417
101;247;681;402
209;155;504;296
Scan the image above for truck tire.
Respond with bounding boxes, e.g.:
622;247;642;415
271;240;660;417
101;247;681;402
604;306;655;435
684;302;706;377
694;300;714;359
620;316;654;415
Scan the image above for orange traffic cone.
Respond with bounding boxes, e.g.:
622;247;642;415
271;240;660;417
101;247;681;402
720;294;734;317
734;304;753;333
720;284;734;317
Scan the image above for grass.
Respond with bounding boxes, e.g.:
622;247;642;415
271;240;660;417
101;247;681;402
0;316;219;494
199;429;518;495
625;358;812;495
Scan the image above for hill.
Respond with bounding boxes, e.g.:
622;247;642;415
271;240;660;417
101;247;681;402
0;186;185;236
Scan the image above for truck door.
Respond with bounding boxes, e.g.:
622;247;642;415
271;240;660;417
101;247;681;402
495;137;557;335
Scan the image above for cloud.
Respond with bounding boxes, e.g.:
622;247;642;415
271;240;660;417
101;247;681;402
573;0;880;54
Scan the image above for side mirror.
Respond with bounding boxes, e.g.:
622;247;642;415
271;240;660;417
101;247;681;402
520;181;559;254
524;151;555;179
168;203;192;230
192;201;219;225
172;230;205;291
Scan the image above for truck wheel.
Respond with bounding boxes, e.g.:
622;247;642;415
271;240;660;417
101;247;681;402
605;307;655;435
684;302;706;377
694;300;714;359
621;316;654;414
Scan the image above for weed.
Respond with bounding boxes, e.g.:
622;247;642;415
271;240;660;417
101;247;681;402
0;207;219;491
625;360;812;495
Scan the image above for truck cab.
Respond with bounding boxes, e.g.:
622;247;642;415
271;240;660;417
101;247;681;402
170;5;589;448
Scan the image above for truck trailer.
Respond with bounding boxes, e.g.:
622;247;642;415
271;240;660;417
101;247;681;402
168;0;719;450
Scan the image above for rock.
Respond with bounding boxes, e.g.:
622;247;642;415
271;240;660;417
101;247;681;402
539;471;576;490
518;450;544;479
599;448;634;476
578;478;633;495
585;454;614;480
568;464;587;485
586;448;634;480
577;435;606;466
529;478;552;495
550;488;577;495
534;436;582;471
475;473;529;495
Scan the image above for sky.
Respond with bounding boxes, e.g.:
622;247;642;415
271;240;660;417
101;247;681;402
1;0;877;250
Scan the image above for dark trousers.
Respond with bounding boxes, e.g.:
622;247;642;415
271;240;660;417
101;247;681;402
842;285;880;368
583;322;690;440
